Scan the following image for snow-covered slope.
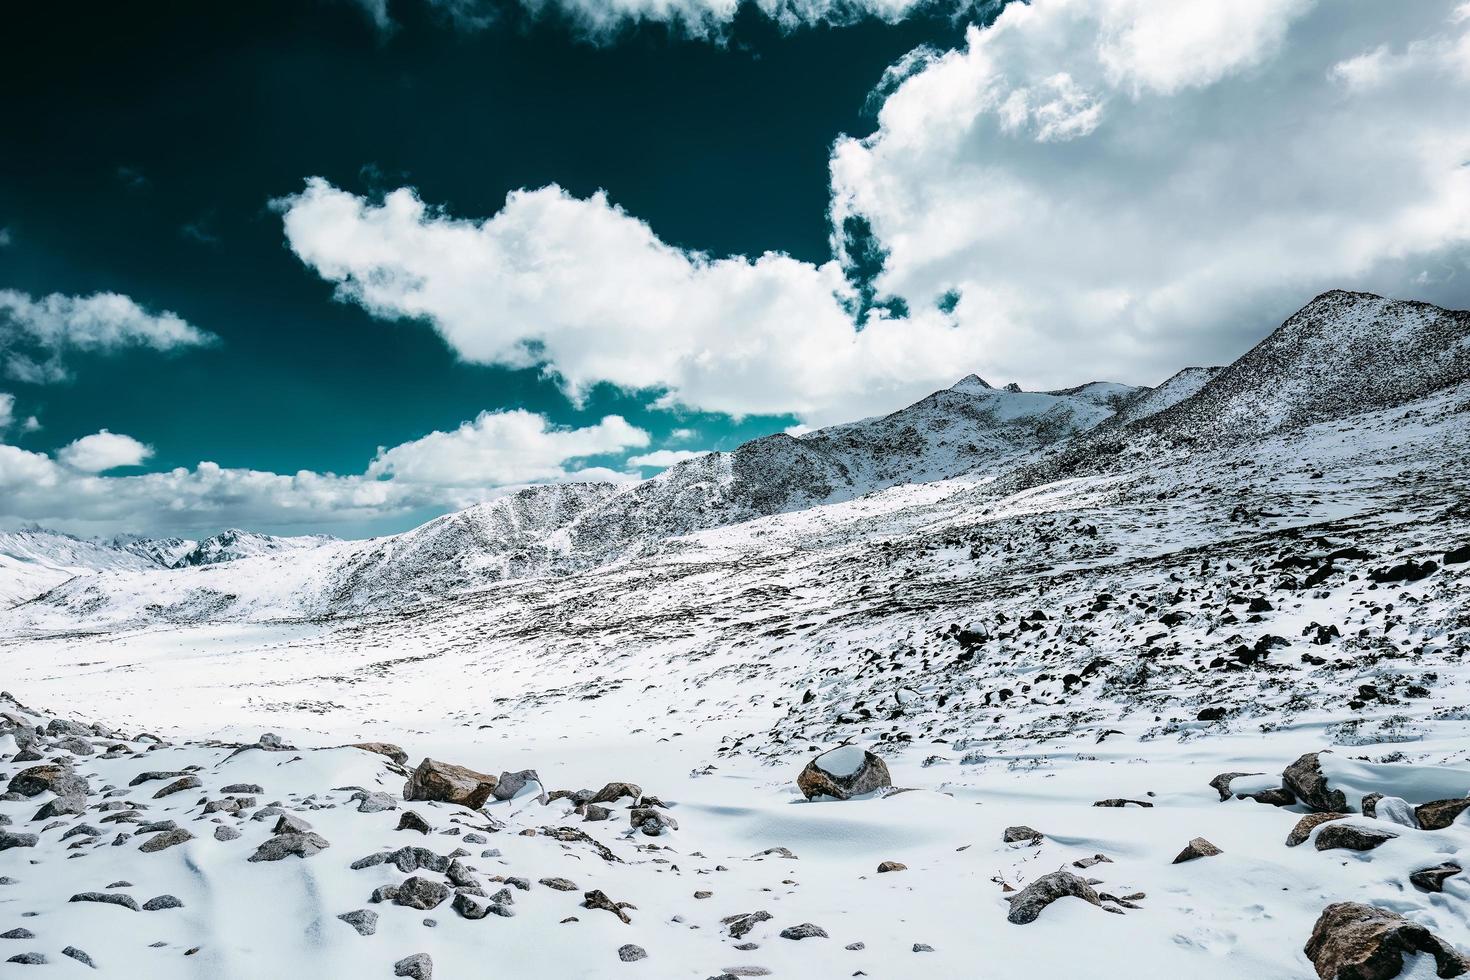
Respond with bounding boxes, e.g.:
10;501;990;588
0;528;161;606
108;533;198;568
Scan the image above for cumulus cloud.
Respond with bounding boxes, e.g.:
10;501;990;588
277;179;981;426
626;448;708;468
828;0;1470;386
57;430;154;473
0;411;647;534
0;289;216;383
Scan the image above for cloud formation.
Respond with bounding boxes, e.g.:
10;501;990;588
0;411;647;535
0;289;216;383
56;430;154;473
627;448;708;468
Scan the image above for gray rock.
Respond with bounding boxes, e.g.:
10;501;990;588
393;876;450;910
70;891;140;911
397;810;431;834
0;928;36;939
62;946;96;968
142;894;184;911
152;776;203;799
1287;812;1350;847
913;943;935;952
539;877;578;891
492;769;543;802
581;804;612;822
588;781;642;805
247;831;330;862
8;764;88;799
353;791;397;814
1172;837;1222;864
584;889;632;924
1005;871;1102;925
403;759;497;809
1409;863;1462;893
338;909;378;935
630;807;678;836
272;813;313;835
797;746;891;801
1003;825;1043;844
139;828;195;853
0;831;39;851
618;944;647;962
127;770;188;787
394;952;433;980
6;952;46;964
220;783;263;794
779;923;828;940
214;825;242;842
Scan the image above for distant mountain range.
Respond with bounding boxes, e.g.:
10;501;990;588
4;290;1466;626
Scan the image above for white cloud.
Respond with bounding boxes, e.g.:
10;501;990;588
277;179;981;426
0;289;217;383
829;0;1470;387
57;430;154;473
365;409;648;485
626;448;708;468
0;393;13;431
0;411;647;534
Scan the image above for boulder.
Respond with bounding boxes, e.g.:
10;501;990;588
350;742;409;766
1172;837;1222;864
780;923;829;940
588;782;642;805
138;828;194;853
1304;902;1469;979
403;759;497;809
338;909;377;936
393;877;450;910
1209;772;1261;801
247;831;330;862
630;807;678;836
877;861;907;873
8;764;88;799
394;953;433;980
1006;871;1102;925
492;769;544;802
0;831;39;851
1287;812;1349;847
722;911;772;939
583;889;632;924
152;776;202;799
618;945;647;962
1314;823;1396;852
1284;753;1348;812
1415;798;1470;831
143;894;184;911
797;745;892;801
397;811;431;834
1003;826;1043;844
1409;863;1462;893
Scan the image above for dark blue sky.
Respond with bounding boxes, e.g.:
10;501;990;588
1;0;972;482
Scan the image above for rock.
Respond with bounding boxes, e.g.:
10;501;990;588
492;769;543;801
8;764;88;799
1287;812;1349;847
1073;854;1112;869
877;861;907;873
1;928;35;939
1445;544;1470;565
353;790;397;813
0;831;39;851
1092;798;1153;808
1304;902;1469;979
350;742;409;766
1283;752;1347;812
394;953;433;980
1415;798;1470;831
1314;823;1397;852
1005;871;1102;925
846;942;865;951
618;944;648;962
70;891;140;911
7;952;46;964
272;813;313;835
588;781;642;805
779;923;828;940
214;825;242;841
152;776;202;799
62;946;96;968
630;806;678;836
220;783;263;794
914;943;935;952
796;745;892;801
540;877;578;891
1172;837;1222;864
722;911;772;939
338;909;377;935
142;894;184;911
1003;825;1043;844
397;810;431;834
247;831;330;862
138;828;194;853
1368;560;1438;584
1209;772;1262;802
1409;863;1462;893
404;758;498;809
584;889;632;924
394;876;451;910
582;804;613;822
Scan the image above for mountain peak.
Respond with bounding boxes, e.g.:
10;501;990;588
948;373;993;393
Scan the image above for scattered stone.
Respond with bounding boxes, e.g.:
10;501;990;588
1283;752;1347;812
1093;798;1153;808
1287;812;1349;847
8;764;88;799
779;923;828;940
353;790;397;813
403;759;497;809
540;877;578;891
618;944;647;962
723;911;772;939
397;810;431;834
247;832;330;862
1005;872;1102;925
1172;837;1222;864
70;891;140;911
220;783;263;794
1314;823;1397;852
1003;825;1043;844
584;889;632;924
0;831;39;851
492;769;543;801
1304;902;1469;979
913;943;934;953
630;806;678;836
394;953;433;980
1209;772;1262;801
143;894;184;911
1073;854;1112;869
350;742;408;766
6;952;46;964
1409;863;1462;893
1414;798;1470;831
152;776;203;799
394;876;451;910
62;946;96;968
139;828;194;853
338;909;378;935
214;825;242;842
877;861;907;873
588;782;642;805
0;928;35;939
272;813;313;835
797;745;892;801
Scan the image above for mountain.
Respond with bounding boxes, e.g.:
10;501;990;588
108;533;198;568
173;528;337;567
0;527;161;606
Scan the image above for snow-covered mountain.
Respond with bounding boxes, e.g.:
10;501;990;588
172;528;337;567
108;533;198;568
0;528;162;606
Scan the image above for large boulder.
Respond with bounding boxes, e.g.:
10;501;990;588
1314;823;1397;853
1415;798;1470;831
1005;871;1102;925
797;745;892;801
492;769;545;803
403;758;497;809
1284;752;1348;812
7;764;88;800
1304;902;1469;979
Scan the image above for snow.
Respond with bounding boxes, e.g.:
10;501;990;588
814;744;866;777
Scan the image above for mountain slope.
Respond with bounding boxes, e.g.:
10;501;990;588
174;528;337;567
0;528;161;606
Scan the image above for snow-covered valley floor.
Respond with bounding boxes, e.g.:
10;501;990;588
4;383;1470;978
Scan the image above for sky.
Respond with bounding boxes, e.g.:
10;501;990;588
2;0;1468;539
